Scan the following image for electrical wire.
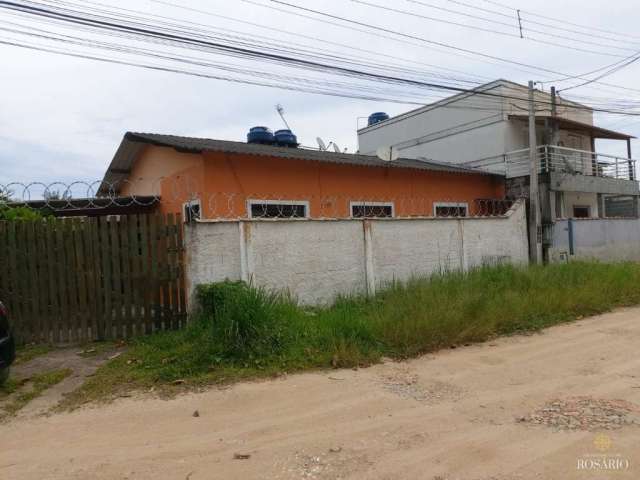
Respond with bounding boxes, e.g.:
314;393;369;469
2;0;640;116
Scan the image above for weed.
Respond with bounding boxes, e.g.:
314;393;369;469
64;262;640;406
1;368;72;418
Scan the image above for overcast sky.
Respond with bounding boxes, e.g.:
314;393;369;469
1;0;639;189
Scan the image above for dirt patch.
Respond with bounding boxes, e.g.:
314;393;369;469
0;343;123;419
277;448;371;480
379;365;464;403
520;396;640;431
4;308;640;479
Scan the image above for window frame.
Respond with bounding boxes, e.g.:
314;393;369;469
246;198;310;219
433;201;469;218
572;205;591;219
349;201;395;219
182;198;202;223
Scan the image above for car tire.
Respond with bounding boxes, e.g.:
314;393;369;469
0;367;9;385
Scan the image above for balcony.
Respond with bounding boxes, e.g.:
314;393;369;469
465;146;637;181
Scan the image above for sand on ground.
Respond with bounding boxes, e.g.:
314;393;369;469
2;308;640;479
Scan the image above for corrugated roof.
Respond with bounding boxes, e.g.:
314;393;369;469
101;131;499;191
508;115;635;140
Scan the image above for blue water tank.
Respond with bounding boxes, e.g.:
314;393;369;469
247;126;275;144
368;112;389;126
274;129;299;147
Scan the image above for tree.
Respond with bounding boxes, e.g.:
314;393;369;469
0;187;42;220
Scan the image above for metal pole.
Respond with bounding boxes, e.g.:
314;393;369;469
550;86;559;146
627;138;635;181
528;81;542;264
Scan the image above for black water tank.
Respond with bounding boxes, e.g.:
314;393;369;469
274;129;299;147
368;112;390;126
247;126;275;144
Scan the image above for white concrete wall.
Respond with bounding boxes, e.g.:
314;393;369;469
358;86;507;163
185;200;528;306
394;121;509;165
561;192;599;218
357;81;594;165
549;218;640;262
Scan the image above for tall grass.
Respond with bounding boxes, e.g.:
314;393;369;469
66;262;640;403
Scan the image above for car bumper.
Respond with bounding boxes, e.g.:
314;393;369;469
0;334;15;366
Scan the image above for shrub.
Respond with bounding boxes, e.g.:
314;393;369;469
0;205;43;221
195;281;297;358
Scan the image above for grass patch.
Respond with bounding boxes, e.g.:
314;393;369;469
14;344;54;365
0;377;21;398
1;368;72;418
63;262;640;407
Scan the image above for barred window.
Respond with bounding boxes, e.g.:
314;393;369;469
183;199;201;223
248;200;309;219
434;202;468;217
350;202;394;218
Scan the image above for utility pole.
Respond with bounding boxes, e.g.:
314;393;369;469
528;81;542;264
550;86;559;145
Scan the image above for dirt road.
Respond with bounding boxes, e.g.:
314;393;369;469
3;308;640;479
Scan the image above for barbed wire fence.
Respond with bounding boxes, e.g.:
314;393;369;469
0;178;516;220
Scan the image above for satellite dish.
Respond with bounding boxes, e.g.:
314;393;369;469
316;137;327;151
376;146;399;161
332;143;341;153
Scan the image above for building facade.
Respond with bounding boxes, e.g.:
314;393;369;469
101;132;506;221
357;79;639;221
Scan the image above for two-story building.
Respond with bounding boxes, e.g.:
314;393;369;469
358;79;639;222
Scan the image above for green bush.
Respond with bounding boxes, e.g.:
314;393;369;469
0;205;43;221
195;281;298;358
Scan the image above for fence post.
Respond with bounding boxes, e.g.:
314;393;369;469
363;220;376;296
239;221;254;284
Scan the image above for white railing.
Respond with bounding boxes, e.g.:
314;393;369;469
464;146;637;180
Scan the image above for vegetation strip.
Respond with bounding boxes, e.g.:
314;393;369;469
62;262;640;408
1;369;72;418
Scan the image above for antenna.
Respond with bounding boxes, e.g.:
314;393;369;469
316;137;327;151
332;143;341;153
276;104;291;130
376;146;399;162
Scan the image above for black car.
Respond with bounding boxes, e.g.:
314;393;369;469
0;301;15;384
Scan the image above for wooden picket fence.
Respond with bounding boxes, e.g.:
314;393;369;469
0;213;186;344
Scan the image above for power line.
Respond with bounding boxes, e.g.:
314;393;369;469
374;0;637;56
147;0;494;84
559;53;640;93
441;0;640;47
261;0;640;95
62;0;489;87
480;0;640;41
2;0;640;115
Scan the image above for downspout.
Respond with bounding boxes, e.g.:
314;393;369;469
628;138;635;181
568;218;575;256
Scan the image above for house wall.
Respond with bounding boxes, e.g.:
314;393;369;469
184;200;528;306
560;192;599;218
549;218;640;262
358;85;508;162
157;150;505;219
357;81;594;164
500;83;593;125
119;145;203;196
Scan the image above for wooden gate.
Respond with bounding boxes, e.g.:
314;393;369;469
0;213;186;344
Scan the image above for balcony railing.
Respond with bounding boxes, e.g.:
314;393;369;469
464;146;637;180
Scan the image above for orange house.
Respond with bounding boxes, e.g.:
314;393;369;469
102;132;506;220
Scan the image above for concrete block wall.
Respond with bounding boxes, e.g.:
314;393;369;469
184;200;528;306
549;218;640;262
